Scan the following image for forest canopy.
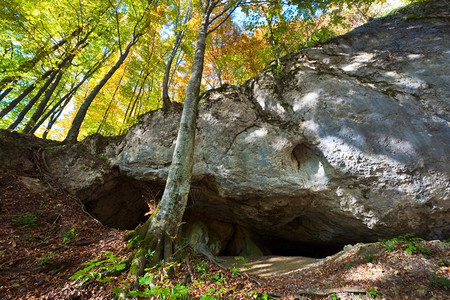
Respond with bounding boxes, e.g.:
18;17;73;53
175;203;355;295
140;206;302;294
0;0;414;141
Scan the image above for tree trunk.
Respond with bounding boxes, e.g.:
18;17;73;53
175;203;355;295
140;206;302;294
0;70;52;119
266;14;281;67
161;31;184;109
97;66;128;134
130;3;213;279
127;72;149;124
121;70;143;130
0;27;81;90
161;3;192;109
0;87;13;102
41;93;74;139
32;52;111;135
0;26;92;118
128;80;145;120
7;70;59;130
64;34;140;142
22;69;65;133
7;49;76;131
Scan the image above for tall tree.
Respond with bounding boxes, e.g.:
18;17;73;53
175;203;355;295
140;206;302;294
0;27;81;92
64;34;141;142
0;70;52;119
21;69;66;133
128;0;382;282
6;33;91;131
30;50;112;136
63;0;154;142
97;65;128;135
130;0;242;279
7;70;59;130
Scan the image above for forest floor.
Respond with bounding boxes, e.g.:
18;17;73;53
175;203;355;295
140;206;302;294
0;166;449;299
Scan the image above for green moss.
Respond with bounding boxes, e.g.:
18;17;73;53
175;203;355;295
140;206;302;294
405;14;428;20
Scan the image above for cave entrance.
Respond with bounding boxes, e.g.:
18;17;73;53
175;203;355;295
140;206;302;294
84;176;164;229
84;178;342;260
217;233;343;277
218;233;342;259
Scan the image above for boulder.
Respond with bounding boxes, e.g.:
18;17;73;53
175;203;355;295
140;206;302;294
38;0;449;250
112;0;449;246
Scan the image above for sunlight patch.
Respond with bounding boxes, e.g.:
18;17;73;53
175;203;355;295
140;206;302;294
341;52;375;72
345;263;385;281
293;91;319;112
407;53;424;60
245;127;268;142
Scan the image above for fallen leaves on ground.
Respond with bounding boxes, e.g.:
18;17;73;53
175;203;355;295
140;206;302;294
0;167;449;299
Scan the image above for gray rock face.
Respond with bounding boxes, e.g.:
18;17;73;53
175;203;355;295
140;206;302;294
51;1;450;248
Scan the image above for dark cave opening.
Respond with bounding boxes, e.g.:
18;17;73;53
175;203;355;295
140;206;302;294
84;176;164;230
85;178;343;259
216;230;343;258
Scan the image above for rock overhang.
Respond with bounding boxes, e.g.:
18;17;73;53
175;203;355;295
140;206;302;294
30;0;450;250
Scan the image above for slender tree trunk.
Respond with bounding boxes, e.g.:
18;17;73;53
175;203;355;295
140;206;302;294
0;27;81;90
121;71;143;130
136;97;142;117
0;26;91;116
129;82;144;118
7;49;76;131
161;3;193;109
64;34;141;142
0;87;13;102
0;86;32;117
22;70;65;133
7;70;59;130
127;73;148;124
34;90;71;137
169;51;184;89
130;3;213;279
97;99;114;135
161;31;184;109
266;15;281;67
97;66;128;134
41;94;73;139
0;70;53;118
31;52;112;134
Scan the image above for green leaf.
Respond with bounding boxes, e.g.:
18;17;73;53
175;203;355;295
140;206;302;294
138;273;154;286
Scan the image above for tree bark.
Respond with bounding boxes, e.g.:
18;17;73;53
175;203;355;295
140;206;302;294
130;1;214;279
7;48;76;131
161;3;193;109
32;52;111;135
7;70;59;130
97;66;128;134
0;70;52;119
22;70;65;133
0;27;81;90
64;34;141;142
161;30;184;109
121;70;143;129
0;87;13;102
128;77;146;119
40;91;75;139
266;13;281;67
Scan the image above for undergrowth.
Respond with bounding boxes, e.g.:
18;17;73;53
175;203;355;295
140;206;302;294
69;248;269;299
69;251;126;286
380;233;430;255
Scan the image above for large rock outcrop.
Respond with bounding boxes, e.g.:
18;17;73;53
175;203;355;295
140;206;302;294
43;0;449;252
